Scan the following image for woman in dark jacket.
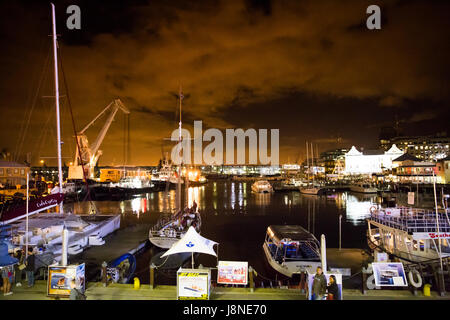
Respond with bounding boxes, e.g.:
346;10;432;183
326;275;339;300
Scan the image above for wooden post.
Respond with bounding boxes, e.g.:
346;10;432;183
150;263;155;290
249;266;254;293
361;270;367;295
101;261;107;287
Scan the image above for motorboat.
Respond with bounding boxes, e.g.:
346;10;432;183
299;185;322;195
251;180;273;193
263;225;322;277
108;253;136;284
149;204;201;249
367;206;450;264
350;183;378;194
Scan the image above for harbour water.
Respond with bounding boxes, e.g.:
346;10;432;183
66;180;441;284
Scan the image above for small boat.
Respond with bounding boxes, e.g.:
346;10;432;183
149;205;201;249
299;185;322;195
263;225;322;277
350;183;378;194
108;253;137;284
251;180;273;193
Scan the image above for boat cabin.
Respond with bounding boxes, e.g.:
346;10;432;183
263;225;321;276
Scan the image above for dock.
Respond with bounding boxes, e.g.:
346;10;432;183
2;280;449;300
77;223;151;265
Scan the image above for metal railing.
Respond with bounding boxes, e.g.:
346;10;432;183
370;207;450;233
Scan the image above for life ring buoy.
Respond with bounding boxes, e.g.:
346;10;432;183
408;269;423;288
370;206;377;214
366;274;376;290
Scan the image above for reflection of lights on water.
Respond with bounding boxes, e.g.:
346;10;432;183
243;183;247;196
345;193;374;226
120;202;125;214
131;198;141;215
213;182;217;196
284;195;289;206
188;187;200;208
230;183;236;210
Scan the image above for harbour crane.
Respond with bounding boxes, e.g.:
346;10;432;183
68;99;130;180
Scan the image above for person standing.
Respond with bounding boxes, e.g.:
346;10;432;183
311;266;326;300
69;279;86;300
14;249;24;287
1;265;13;296
326;275;339;300
25;247;35;288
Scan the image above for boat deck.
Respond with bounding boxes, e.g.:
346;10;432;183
369;208;450;233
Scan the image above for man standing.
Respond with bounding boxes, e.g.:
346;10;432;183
312;266;326;300
69;279;86;300
25;247;35;288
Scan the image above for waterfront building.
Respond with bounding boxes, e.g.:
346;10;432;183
438;155;450;184
201;165;281;176
380;134;450;161
344;144;404;175
319;148;348;174
0;161;30;186
392;158;442;184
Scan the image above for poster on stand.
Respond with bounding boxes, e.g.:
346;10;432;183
47;264;86;297
217;261;248;285
372;262;408;286
177;268;211;300
306;271;343;300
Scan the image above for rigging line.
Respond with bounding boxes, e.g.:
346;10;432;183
58;43;95;209
34;107;54;160
13;36;49;162
14;44;52;162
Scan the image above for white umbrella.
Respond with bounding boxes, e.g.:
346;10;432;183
161;226;218;268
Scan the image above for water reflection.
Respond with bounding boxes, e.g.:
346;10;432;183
344;193;376;226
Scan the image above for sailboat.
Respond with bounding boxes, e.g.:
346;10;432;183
148;87;201;249
2;4;120;266
300;142;322;195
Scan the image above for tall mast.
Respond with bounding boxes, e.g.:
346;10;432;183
51;3;64;213
311;142;315;183
306;141;309;182
177;86;183;211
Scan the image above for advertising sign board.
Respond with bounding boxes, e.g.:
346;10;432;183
372;262;408;286
217;261;248;285
47;263;85;297
177;268;211;300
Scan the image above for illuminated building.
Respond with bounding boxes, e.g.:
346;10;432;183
380;134;450;161
344;144;404;174
319;148;348;174
0;161;30;186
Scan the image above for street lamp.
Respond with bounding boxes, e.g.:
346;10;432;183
339;214;342;251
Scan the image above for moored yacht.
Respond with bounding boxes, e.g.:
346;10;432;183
263;225;322;277
148;204;201;249
350;183;378;194
251;180;273;193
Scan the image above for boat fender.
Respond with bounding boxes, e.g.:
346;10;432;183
366;275;376;290
369;206;377;214
408;269;422;288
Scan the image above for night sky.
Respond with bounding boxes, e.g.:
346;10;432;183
1;0;449;166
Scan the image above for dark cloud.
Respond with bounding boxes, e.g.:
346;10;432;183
1;0;449;165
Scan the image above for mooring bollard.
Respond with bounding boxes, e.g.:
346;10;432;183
248;266;254;293
150;263;155;290
101;261;107;287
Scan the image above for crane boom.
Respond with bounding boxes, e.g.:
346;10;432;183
68;99;130;180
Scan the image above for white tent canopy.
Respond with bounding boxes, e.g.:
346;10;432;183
161;226;218;258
